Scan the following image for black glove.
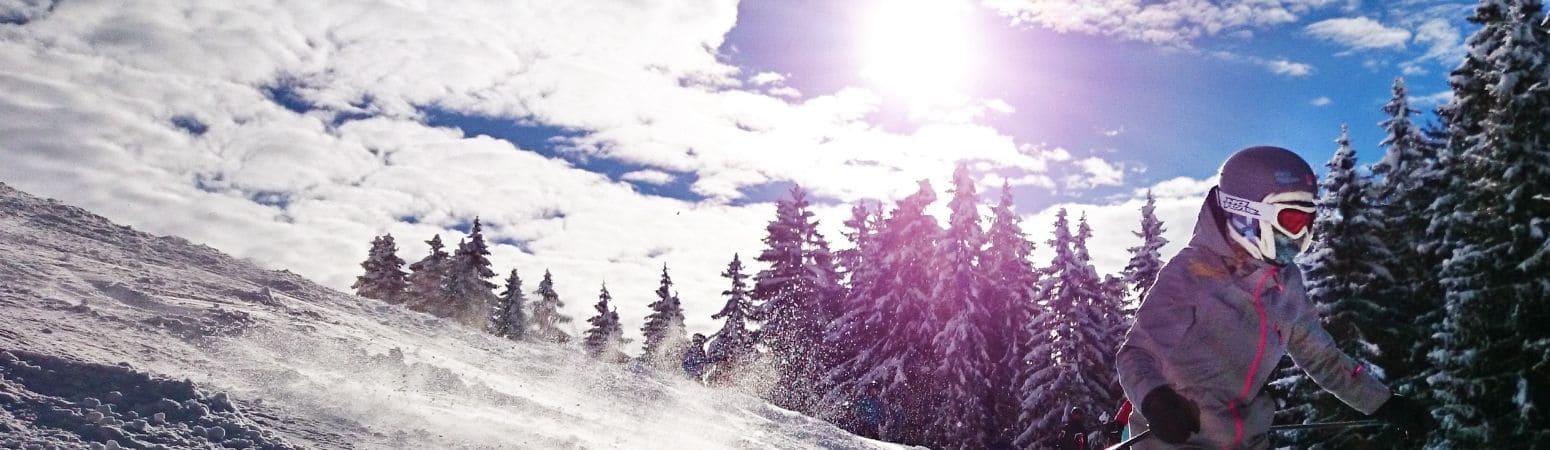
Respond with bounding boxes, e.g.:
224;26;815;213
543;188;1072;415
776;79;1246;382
1141;386;1200;444
1372;394;1435;441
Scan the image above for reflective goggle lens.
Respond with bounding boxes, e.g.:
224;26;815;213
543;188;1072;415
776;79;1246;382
1276;208;1314;234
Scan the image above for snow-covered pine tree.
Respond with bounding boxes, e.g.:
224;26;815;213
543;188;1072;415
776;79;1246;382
806;225;846;327
707;254;757;386
352;234;409;304
1098;270;1131;421
488;269;527;340
822;181;941;446
925;162;994;450
1266;355;1320;447
404;234;452;314
1428;1;1550;446
1122;190;1168;306
1015;208;1085;450
529;270;573;344
980;181;1037;448
1290;126;1399;448
1370;76;1446;423
640;264;688;369
1071;214;1121;417
804;212;848;388
817;202;887;429
836;202;879;287
441;219;499;327
583;283;627;363
753;185;832;414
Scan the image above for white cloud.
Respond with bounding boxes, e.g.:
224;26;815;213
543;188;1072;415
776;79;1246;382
1305;17;1411;50
1068;157;1125;189
1411;89;1453;108
767;86;802;98
1311;96;1332;106
1400;18;1465;74
1266;59;1314;77
749;71;786;86
986;98;1016;114
982;0;1339;47
620;169;677;185
1207;50;1315;77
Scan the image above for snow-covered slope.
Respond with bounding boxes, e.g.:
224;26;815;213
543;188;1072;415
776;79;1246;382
0;182;898;450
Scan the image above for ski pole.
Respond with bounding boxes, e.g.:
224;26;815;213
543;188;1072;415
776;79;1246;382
1271;420;1385;431
1104;420;1386;450
1103;429;1149;450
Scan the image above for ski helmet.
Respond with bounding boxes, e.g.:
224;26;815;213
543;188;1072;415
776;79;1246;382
1215;146;1318;265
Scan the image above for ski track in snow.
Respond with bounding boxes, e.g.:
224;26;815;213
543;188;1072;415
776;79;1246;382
0;183;907;450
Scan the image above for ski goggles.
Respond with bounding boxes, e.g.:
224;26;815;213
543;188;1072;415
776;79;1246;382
1217;190;1317;238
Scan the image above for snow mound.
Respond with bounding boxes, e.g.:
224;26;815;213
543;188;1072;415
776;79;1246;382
0;350;294;450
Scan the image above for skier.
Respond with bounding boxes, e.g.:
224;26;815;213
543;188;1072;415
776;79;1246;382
681;333;710;382
1116;146;1433;448
1061;407;1089;450
1104;399;1132;446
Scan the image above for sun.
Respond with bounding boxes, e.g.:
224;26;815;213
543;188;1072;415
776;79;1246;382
858;0;980;105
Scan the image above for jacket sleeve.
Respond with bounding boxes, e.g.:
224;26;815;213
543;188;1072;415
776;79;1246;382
1283;272;1392;415
1116;259;1195;403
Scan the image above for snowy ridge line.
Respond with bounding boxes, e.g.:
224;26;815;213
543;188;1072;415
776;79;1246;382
0;181;904;449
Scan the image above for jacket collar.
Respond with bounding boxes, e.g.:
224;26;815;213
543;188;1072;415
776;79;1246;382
1191;187;1271;277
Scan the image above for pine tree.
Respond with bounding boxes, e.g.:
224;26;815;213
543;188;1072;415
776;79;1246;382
1016;209;1086;450
352;234;409;303
1071;214;1121;416
818;203;887;429
925;162;994;449
1370;76;1447;434
836;202;880;287
405;234;452;314
1122;190;1168;305
1291;126;1399;448
442;219;498;326
1428;1;1550;446
1267;356;1320;447
530;270;573;344
980;182;1037;448
641;264;688;369
1098;270;1131;409
707;254;757;386
753;186;833;414
489;269;528;340
822;181;941;446
583;283;627;363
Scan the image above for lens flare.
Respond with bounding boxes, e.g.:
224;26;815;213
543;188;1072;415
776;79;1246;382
858;0;980;107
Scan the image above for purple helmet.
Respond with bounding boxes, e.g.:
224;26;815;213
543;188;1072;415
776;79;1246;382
1215;146;1318;264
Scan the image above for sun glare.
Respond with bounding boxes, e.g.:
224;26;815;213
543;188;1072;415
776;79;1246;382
859;0;980;106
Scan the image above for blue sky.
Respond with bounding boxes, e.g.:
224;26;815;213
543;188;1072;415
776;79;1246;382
0;0;1477;342
713;0;1469;209
409;0;1472;214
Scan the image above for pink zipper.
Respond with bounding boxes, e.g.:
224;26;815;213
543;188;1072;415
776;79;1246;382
1228;266;1278;449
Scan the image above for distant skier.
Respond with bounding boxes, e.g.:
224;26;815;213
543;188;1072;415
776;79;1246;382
1061;407;1089;450
1116;146;1433;448
1105;399;1132;445
681;333;710;382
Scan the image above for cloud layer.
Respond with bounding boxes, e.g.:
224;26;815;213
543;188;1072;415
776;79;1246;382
982;0;1339;46
2;0;1160;347
1305;17;1412;50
